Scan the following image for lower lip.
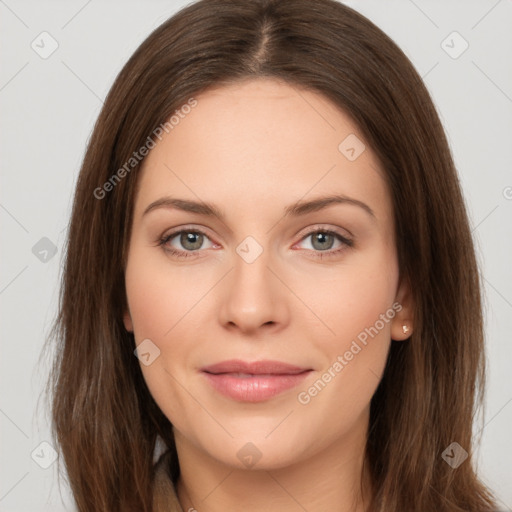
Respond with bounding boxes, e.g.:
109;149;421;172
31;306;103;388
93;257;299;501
202;371;311;402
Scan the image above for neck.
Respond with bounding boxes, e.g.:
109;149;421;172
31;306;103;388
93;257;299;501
174;412;372;512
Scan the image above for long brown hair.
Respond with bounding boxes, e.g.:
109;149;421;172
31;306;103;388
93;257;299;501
48;0;498;510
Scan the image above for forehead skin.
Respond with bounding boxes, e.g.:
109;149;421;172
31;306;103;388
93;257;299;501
131;77;394;251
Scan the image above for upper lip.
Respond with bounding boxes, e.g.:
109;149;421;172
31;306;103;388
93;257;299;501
201;359;311;375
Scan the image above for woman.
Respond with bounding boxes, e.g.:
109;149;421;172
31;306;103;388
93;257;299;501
49;0;499;510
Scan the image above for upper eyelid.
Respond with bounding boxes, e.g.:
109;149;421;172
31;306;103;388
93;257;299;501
295;223;353;240
163;225;216;242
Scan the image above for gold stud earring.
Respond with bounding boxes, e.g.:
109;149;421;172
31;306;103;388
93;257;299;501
402;324;410;335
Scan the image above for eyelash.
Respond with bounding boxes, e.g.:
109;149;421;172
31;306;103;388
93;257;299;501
157;227;354;260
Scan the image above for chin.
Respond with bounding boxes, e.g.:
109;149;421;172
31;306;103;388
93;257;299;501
193;425;314;471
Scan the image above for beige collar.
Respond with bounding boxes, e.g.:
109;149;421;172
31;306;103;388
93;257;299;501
153;450;184;512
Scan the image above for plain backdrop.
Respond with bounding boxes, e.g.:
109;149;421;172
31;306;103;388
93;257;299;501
0;0;511;510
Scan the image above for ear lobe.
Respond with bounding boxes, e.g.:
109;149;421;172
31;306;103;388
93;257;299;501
123;310;134;333
390;276;414;341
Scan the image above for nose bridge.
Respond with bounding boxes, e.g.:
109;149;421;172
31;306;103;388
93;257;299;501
218;235;288;332
233;241;271;293
232;239;275;309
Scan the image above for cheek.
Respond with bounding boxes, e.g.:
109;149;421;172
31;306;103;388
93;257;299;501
330;266;397;346
301;239;398;347
296;245;398;413
125;248;207;341
124;249;213;427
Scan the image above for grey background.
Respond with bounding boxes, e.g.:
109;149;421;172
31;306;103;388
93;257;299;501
0;0;511;510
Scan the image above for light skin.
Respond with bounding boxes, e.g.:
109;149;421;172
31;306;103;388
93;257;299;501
123;77;413;512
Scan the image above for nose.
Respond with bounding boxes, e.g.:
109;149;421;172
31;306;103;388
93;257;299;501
218;246;290;335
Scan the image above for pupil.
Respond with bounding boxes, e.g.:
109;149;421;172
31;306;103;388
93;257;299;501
181;232;202;250
313;233;333;251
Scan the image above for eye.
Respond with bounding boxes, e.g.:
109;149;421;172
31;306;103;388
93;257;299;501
294;228;353;259
157;226;353;260
158;228;215;258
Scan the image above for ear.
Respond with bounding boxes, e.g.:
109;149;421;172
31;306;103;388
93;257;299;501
123;309;134;333
390;275;414;341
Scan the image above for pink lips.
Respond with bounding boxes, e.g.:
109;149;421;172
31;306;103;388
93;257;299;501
201;359;312;402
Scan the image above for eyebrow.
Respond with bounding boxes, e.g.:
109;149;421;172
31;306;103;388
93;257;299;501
142;194;375;221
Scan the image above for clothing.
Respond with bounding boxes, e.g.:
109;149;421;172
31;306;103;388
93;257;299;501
153;450;184;512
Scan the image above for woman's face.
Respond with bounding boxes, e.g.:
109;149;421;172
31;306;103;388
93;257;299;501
124;78;412;470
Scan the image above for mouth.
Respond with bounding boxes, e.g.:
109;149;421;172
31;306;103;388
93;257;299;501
200;359;313;402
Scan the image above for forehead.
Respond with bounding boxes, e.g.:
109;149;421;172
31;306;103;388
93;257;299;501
133;78;390;224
